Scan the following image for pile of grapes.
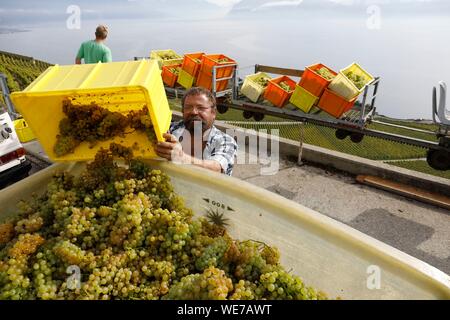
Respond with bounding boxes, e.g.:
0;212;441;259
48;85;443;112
160;54;180;61
0;146;328;300
168;67;180;76
215;58;231;64
278;81;293;93
255;76;271;88
314;67;335;81
344;71;367;90
53;100;157;157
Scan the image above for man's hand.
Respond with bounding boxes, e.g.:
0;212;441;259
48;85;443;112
156;133;189;163
156;133;222;173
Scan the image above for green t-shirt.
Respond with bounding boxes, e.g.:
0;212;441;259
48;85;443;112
76;40;112;64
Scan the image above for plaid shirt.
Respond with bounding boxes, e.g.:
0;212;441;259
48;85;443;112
169;120;238;176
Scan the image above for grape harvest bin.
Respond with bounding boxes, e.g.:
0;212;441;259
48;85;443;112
1;161;449;300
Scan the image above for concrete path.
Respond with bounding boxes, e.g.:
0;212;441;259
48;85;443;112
233;156;450;275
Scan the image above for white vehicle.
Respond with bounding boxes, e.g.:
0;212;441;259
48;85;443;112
0;111;31;188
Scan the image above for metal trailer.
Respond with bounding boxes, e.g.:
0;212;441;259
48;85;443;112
3;56;450;171
164;63;450;171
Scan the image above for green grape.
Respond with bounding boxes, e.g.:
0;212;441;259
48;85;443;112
0;149;329;300
255;76;270;88
344;71;367;90
278;81;292;92
314;67;335;80
164;267;233;300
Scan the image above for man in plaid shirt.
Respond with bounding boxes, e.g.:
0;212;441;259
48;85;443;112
156;87;238;176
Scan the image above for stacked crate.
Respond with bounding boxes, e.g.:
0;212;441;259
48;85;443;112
290;63;337;113
240;72;272;103
195;54;236;92
319;62;374;117
263;76;296;108
161;64;181;88
177;52;204;89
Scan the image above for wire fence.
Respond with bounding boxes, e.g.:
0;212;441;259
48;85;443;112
222;120;428;161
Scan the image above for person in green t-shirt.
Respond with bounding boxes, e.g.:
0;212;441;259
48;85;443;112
75;25;112;64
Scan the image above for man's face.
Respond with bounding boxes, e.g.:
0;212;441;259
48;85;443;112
182;94;216;133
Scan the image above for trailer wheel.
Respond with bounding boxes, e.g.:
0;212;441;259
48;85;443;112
335;129;350;140
243;110;254;119
350;133;364;143
217;104;228;114
253;113;265;122
426;149;450;171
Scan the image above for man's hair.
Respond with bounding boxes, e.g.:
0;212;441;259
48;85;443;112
182;87;216;110
95;25;108;40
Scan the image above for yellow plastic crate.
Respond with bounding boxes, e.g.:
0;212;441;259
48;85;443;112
177;68;196;89
150;49;183;69
240;72;272;103
10;60;172;162
328;62;375;100
13;118;35;142
289;85;319;113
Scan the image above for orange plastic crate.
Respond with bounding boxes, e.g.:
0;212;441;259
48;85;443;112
298;63;337;97
263;76;296;108
161;64;181;88
181;52;204;77
199;54;236;79
317;87;356;118
195;71;229;92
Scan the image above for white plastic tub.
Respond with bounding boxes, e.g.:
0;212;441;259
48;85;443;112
1;161;449;300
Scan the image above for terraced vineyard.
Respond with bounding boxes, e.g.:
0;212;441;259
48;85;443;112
374;116;439;132
0;51;52;106
0;51;52;112
388;160;450;180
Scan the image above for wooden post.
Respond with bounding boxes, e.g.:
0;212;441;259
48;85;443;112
298;122;304;165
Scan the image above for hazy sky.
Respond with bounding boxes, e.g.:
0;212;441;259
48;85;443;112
1;0;449;119
1;0;449;25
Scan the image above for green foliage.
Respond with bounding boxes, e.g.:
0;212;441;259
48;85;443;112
368;122;438;142
388;160;450;179
374;116;439;132
0;52;52;92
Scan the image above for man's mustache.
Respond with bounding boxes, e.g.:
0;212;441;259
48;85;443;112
184;117;208;130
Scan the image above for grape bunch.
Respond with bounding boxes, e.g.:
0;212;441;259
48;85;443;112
278;81;293;93
314;67;335;81
54;100;157;157
216;58;230;64
255;76;271;88
0;145;329;300
160;54;179;60
344;71;367;90
168;67;180;75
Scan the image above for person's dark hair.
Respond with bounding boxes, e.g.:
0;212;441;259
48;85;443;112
182;87;216;110
95;25;108;40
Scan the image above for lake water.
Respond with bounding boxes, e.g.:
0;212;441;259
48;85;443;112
1;16;449;119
